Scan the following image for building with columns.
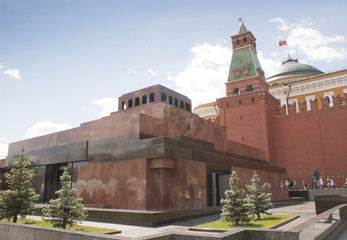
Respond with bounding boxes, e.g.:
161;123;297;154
268;61;347;112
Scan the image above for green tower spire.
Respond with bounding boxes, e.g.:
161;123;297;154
227;20;265;82
238;20;248;34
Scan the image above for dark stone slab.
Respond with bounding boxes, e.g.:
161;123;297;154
86;207;221;227
315;195;347;214
289;190;309;201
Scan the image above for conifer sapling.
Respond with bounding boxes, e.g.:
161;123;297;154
43;169;88;229
220;171;252;225
0;148;39;223
246;171;273;219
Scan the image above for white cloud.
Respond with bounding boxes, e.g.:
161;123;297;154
270;18;292;31
0;63;3;69
288;26;347;62
270;18;347;63
257;51;282;78
127;69;138;74
4;68;21;79
0;138;8;159
23;121;72;139
166;72;173;81
170;42;232;107
147;69;157;75
92;97;118;117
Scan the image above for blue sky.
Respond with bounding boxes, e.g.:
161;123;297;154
1;0;347;158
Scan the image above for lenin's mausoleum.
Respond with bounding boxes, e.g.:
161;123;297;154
1;21;347;214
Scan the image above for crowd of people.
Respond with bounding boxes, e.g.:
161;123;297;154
282;177;347;190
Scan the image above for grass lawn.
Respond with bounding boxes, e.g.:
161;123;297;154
194;214;297;229
1;218;116;233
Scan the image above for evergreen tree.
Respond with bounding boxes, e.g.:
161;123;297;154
246;171;273;220
220;171;252;225
0;148;39;223
43;169;88;229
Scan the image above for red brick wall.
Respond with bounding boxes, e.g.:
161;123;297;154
217;90;279;161
270;100;347;188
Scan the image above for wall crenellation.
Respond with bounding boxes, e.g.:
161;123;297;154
274;93;347;117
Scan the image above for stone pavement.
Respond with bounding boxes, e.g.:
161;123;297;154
268;201;317;230
28;202;347;239
337;228;347;240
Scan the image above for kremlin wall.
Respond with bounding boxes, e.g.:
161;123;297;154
270;94;347;187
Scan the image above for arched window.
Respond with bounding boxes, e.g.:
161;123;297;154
234;68;241;78
236;39;240;46
242;66;249;77
243;37;247;44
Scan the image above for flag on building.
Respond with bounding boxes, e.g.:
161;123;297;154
279;40;286;46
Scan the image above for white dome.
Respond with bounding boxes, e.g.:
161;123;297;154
266;59;323;84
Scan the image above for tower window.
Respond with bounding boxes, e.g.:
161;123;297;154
122;101;126;110
135;97;140;106
142;95;147;104
236;39;240;46
161;92;167;102
180;100;184;109
232;88;239;95
174;98;179;106
243;37;247;44
242;66;250;77
234;68;241;78
246;85;253;92
128;99;133;108
185;103;191;111
149;93;155;102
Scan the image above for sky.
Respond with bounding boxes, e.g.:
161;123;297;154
1;0;347;158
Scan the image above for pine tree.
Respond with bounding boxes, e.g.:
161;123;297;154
43;169;88;229
0;148;40;223
220;171;252;225
246;171;273;220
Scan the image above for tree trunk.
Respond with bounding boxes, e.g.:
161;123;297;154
13;215;17;223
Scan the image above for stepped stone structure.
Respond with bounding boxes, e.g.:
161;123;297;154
3;84;287;210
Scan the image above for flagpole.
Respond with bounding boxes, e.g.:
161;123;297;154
286;37;291;60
